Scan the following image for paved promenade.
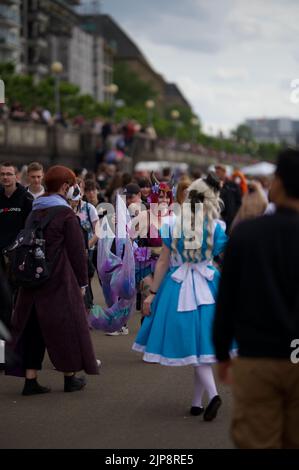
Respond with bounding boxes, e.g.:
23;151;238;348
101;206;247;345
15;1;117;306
0;278;233;449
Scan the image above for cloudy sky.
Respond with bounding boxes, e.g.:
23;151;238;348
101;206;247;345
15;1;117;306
99;0;299;135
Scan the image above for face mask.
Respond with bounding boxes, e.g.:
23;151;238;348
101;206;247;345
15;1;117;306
66;186;73;199
66;185;81;201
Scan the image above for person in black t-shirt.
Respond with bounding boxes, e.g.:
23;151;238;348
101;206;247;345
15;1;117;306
215;164;242;233
0;162;33;320
214;148;299;449
0;162;33;255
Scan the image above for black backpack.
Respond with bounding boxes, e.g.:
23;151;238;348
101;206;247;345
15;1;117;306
3;206;66;289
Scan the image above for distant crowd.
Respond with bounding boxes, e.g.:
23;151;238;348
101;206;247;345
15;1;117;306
2;147;299;449
0;101;257;166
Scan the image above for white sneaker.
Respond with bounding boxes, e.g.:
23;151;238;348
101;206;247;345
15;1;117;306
96;359;102;368
105;326;129;336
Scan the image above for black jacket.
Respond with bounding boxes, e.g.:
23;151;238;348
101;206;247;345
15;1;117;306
0;183;33;251
213;208;299;360
0;264;11;329
220;181;242;232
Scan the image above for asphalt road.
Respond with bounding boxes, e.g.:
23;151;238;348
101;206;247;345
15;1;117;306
0;277;234;449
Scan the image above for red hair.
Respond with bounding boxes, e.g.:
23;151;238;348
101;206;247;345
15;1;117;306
148;182;174;204
232;170;248;195
44;165;76;194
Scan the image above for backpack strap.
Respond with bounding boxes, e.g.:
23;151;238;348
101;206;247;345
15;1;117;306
41;206;69;229
85;202;93;228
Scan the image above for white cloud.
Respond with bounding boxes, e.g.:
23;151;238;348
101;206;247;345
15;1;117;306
215;67;249;81
103;0;299;131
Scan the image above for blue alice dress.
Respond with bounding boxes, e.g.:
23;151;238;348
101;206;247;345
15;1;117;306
132;220;228;366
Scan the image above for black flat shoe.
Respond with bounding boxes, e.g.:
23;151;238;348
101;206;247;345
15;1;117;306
22;381;51;396
203;395;222;421
64;375;87;393
190;406;205;416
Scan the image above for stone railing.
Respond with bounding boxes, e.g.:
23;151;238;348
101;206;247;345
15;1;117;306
131;133;254;170
0;121;254;172
0;120;96;169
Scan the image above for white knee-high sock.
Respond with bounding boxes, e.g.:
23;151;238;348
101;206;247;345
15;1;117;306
192;366;205;407
193;365;218;403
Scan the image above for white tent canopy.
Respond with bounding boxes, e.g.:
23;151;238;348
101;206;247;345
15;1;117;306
241;161;276;176
208;164;233;176
135;161;188;172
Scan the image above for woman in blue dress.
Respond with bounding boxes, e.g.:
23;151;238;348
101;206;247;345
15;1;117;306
132;174;229;421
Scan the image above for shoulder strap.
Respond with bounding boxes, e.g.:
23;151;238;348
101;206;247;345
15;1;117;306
41;206;69;229
85;202;93;227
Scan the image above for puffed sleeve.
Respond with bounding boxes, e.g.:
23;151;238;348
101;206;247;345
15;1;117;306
212;222;228;257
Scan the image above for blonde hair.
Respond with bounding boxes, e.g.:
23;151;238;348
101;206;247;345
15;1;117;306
27;162;44;173
230;180;267;232
171;178;222;262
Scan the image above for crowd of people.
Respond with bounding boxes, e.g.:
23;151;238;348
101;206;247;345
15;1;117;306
158;138;257;167
0;102;68;127
0;102;145;141
0;102;155;170
0;101;257;168
1;147;299;449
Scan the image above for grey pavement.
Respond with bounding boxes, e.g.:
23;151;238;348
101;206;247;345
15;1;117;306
0;277;234;449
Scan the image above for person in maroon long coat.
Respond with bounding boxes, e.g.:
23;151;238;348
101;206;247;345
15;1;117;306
6;166;99;395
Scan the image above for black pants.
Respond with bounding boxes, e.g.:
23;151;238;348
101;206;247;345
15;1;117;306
23;307;46;371
0;254;17;329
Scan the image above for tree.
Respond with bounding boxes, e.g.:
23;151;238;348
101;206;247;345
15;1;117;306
0;63;35;109
231;124;253;143
114;62;157;107
0;63;111;119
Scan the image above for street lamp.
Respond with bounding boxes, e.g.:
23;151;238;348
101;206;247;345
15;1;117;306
190;117;200;144
108;83;119;95
171;109;180;120
145;99;155;126
190;117;199;126
171;109;180;140
51;61;63;117
107;83;119;119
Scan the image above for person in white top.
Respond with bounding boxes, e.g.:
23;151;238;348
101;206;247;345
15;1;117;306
26;162;45;200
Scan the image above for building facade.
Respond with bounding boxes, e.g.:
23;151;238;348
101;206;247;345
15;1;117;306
15;0;111;102
92;36;114;102
21;0;79;79
246;118;298;146
164;83;192;111
1;2;190;112
92;14;165;108
79;14;115;103
68;25;93;96
0;0;22;68
87;14;192;113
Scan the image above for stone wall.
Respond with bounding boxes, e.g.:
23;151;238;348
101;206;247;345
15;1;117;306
0;120;248;173
0;121;89;169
